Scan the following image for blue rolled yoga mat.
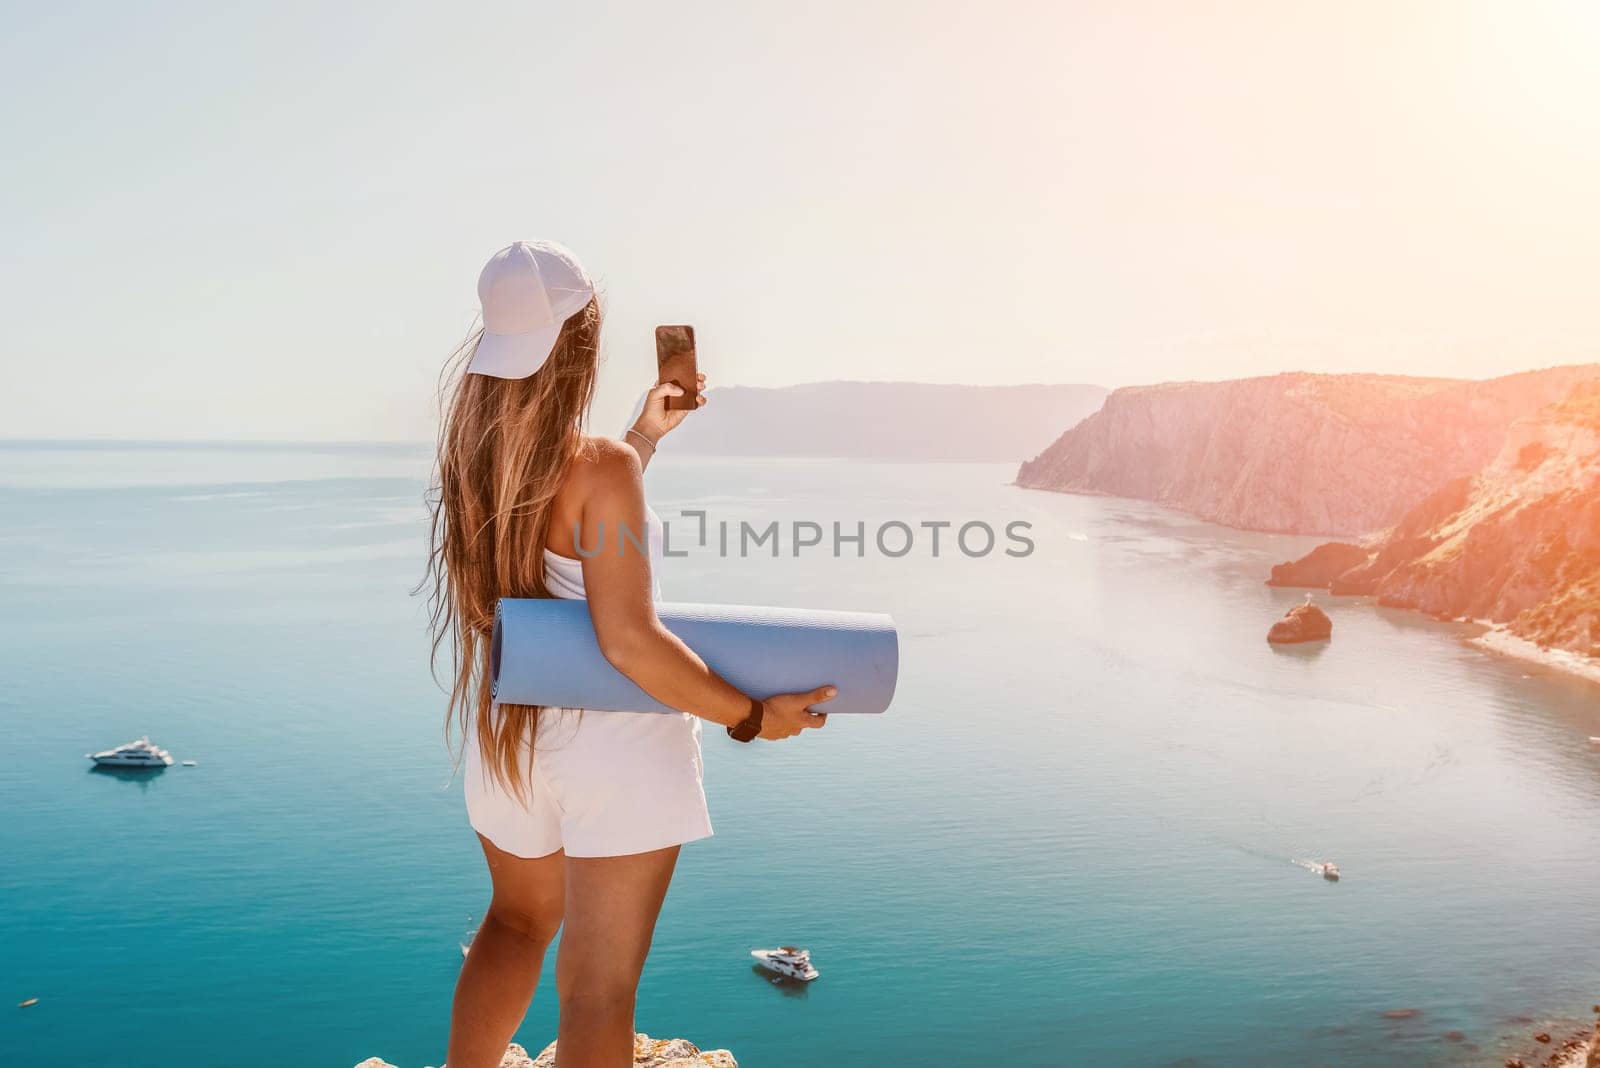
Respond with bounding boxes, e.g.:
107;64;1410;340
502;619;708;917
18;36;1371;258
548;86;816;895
491;600;898;715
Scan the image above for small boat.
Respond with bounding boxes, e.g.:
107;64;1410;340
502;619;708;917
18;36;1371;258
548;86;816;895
87;737;174;768
1318;862;1341;882
751;946;819;982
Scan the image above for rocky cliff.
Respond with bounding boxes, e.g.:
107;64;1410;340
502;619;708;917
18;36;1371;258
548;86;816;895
1275;381;1600;659
664;380;1106;462
1016;366;1600;535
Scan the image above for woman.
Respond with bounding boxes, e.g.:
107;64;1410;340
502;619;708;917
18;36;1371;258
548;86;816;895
424;241;835;1068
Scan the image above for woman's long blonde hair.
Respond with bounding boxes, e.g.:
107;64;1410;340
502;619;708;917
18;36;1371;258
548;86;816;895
423;298;602;796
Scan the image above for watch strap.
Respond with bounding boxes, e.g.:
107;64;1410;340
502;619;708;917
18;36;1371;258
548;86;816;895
727;697;764;742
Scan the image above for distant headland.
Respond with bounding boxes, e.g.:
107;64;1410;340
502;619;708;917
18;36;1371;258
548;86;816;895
1274;379;1600;674
1016;365;1598;536
664;380;1106;462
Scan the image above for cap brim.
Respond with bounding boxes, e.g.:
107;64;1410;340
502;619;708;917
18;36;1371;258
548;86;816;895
466;320;565;379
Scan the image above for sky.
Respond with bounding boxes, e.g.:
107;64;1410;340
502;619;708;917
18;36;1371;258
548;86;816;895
3;0;1599;441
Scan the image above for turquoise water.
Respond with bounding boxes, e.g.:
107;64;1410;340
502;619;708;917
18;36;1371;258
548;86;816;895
3;442;1598;1067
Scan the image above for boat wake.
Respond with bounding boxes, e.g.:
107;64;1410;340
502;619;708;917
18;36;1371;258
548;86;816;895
1292;858;1342;881
1207;838;1342;881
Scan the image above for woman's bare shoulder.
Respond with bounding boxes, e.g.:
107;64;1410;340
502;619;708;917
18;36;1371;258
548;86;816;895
568;435;642;498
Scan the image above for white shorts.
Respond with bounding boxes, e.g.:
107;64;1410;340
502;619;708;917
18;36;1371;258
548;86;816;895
464;706;713;859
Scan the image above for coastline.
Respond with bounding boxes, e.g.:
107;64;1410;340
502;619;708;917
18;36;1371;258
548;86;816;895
1471;626;1600;687
1526;1022;1596;1068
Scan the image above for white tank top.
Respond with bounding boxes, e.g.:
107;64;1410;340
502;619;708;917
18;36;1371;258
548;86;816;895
541;506;665;601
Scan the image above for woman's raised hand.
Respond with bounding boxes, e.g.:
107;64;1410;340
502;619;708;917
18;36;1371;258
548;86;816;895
758;686;836;741
633;372;708;444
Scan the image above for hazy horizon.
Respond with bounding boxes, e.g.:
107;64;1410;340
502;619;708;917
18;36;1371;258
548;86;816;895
5;1;1599;441
8;356;1600;446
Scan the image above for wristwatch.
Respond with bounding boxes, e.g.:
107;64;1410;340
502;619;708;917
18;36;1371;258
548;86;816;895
727;697;764;742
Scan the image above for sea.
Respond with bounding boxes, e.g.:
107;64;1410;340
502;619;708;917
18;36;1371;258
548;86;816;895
2;441;1598;1067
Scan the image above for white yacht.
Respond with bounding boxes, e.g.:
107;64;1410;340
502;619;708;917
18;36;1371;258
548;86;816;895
88;737;174;768
751;946;819;982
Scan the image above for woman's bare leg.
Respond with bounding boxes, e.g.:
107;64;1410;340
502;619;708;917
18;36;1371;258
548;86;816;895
553;846;680;1068
447;834;567;1068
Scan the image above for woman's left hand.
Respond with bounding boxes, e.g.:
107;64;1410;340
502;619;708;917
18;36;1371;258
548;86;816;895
632;372;707;444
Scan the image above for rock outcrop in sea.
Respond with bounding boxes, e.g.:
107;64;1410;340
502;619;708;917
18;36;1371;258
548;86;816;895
1016;366;1600;535
355;1033;737;1068
1267;602;1333;644
1273;381;1600;661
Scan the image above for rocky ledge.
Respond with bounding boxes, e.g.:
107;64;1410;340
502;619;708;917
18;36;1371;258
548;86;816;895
1502;1011;1598;1068
1267;602;1333;644
355;1034;736;1068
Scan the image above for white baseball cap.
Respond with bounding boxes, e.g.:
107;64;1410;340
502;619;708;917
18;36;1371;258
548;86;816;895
466;241;595;378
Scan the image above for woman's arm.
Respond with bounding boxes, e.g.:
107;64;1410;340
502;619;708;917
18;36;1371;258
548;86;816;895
622;375;707;471
577;439;831;738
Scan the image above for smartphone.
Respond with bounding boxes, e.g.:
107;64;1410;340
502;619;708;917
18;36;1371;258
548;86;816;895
654;325;699;412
